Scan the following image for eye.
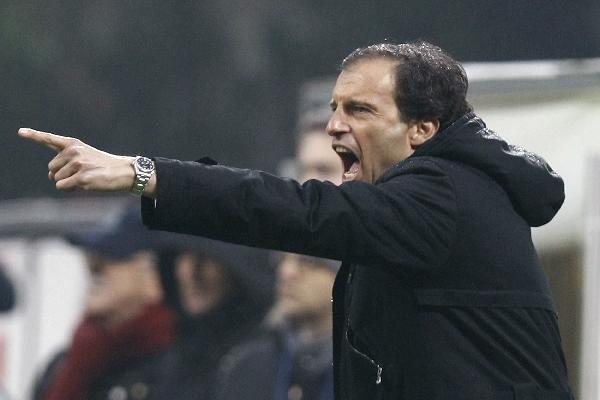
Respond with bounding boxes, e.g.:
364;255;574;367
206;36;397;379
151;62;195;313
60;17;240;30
349;105;371;114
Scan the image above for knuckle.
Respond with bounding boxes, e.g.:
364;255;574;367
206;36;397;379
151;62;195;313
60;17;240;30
71;159;83;169
56;180;68;190
78;172;89;184
78;172;93;188
65;144;84;156
64;146;77;156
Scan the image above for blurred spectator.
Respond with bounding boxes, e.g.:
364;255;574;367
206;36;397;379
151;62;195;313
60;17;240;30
294;107;342;184
0;263;16;400
32;205;175;400
215;110;342;400
0;263;16;313
152;236;274;400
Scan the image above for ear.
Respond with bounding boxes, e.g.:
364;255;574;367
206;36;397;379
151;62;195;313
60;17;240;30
409;119;440;149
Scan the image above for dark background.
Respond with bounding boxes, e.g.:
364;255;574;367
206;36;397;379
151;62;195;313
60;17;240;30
3;0;600;199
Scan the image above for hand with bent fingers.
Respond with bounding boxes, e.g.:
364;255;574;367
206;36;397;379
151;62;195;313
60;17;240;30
17;128;148;194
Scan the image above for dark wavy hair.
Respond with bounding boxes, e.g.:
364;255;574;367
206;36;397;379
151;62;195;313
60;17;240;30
341;41;472;129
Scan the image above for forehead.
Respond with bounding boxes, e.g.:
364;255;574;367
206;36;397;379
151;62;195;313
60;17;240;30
281;253;336;273
332;57;398;103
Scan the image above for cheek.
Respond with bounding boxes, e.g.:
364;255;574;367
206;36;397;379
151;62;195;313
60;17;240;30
306;274;335;296
104;270;140;296
175;262;199;290
358;122;394;152
378;127;411;159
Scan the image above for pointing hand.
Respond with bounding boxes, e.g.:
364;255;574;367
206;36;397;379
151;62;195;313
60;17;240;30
18;128;137;193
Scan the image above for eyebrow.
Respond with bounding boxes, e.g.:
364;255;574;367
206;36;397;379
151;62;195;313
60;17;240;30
329;99;376;111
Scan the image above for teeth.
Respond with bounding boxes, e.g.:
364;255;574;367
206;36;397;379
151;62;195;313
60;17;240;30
334;146;351;154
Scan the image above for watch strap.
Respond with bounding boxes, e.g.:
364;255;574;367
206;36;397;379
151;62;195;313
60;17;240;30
130;156;155;196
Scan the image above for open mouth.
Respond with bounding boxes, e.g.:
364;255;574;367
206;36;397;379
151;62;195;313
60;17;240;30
333;145;361;181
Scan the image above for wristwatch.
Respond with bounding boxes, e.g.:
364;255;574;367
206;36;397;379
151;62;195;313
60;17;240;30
130;156;155;196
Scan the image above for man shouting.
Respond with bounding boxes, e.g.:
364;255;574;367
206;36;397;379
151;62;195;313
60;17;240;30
19;41;573;400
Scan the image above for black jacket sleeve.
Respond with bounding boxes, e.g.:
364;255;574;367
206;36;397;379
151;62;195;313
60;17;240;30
142;157;456;276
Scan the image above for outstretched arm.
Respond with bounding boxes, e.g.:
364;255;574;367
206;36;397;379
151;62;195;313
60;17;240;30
18;128;157;197
19;128;455;272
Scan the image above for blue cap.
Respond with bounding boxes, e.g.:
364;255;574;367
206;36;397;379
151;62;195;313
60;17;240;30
67;204;164;260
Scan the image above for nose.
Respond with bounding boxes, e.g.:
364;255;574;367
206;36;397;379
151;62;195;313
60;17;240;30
326;109;350;137
277;254;301;281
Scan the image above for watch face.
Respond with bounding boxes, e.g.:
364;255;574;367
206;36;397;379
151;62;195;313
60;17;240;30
136;157;154;173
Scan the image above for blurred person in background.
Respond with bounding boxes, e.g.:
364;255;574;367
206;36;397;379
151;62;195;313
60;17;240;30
294;108;343;185
216;252;338;400
215;110;342;400
0;263;16;400
32;205;175;400
152;236;274;400
0;263;16;313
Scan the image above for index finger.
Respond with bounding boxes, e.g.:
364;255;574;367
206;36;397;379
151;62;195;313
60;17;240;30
18;128;73;152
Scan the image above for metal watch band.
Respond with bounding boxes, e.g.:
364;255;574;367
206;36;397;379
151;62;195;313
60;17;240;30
130;156;155;196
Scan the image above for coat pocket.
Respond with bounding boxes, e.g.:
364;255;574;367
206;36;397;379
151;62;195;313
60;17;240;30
411;289;571;399
435;387;573;400
415;289;556;311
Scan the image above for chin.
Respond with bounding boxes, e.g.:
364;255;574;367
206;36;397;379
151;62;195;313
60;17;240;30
279;304;306;320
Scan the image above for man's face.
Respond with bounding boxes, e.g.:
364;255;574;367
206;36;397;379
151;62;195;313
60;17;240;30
85;251;159;325
174;253;231;316
275;253;336;322
327;57;414;183
296;130;343;185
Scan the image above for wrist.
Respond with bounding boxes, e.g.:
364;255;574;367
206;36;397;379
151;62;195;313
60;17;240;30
120;156;136;190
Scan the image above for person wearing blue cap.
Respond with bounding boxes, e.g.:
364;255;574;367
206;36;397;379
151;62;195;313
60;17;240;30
32;205;175;400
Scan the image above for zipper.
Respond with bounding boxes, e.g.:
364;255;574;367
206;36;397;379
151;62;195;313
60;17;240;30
345;323;383;385
344;271;382;386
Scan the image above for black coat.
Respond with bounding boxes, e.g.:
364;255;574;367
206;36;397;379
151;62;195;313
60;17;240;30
142;113;573;400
